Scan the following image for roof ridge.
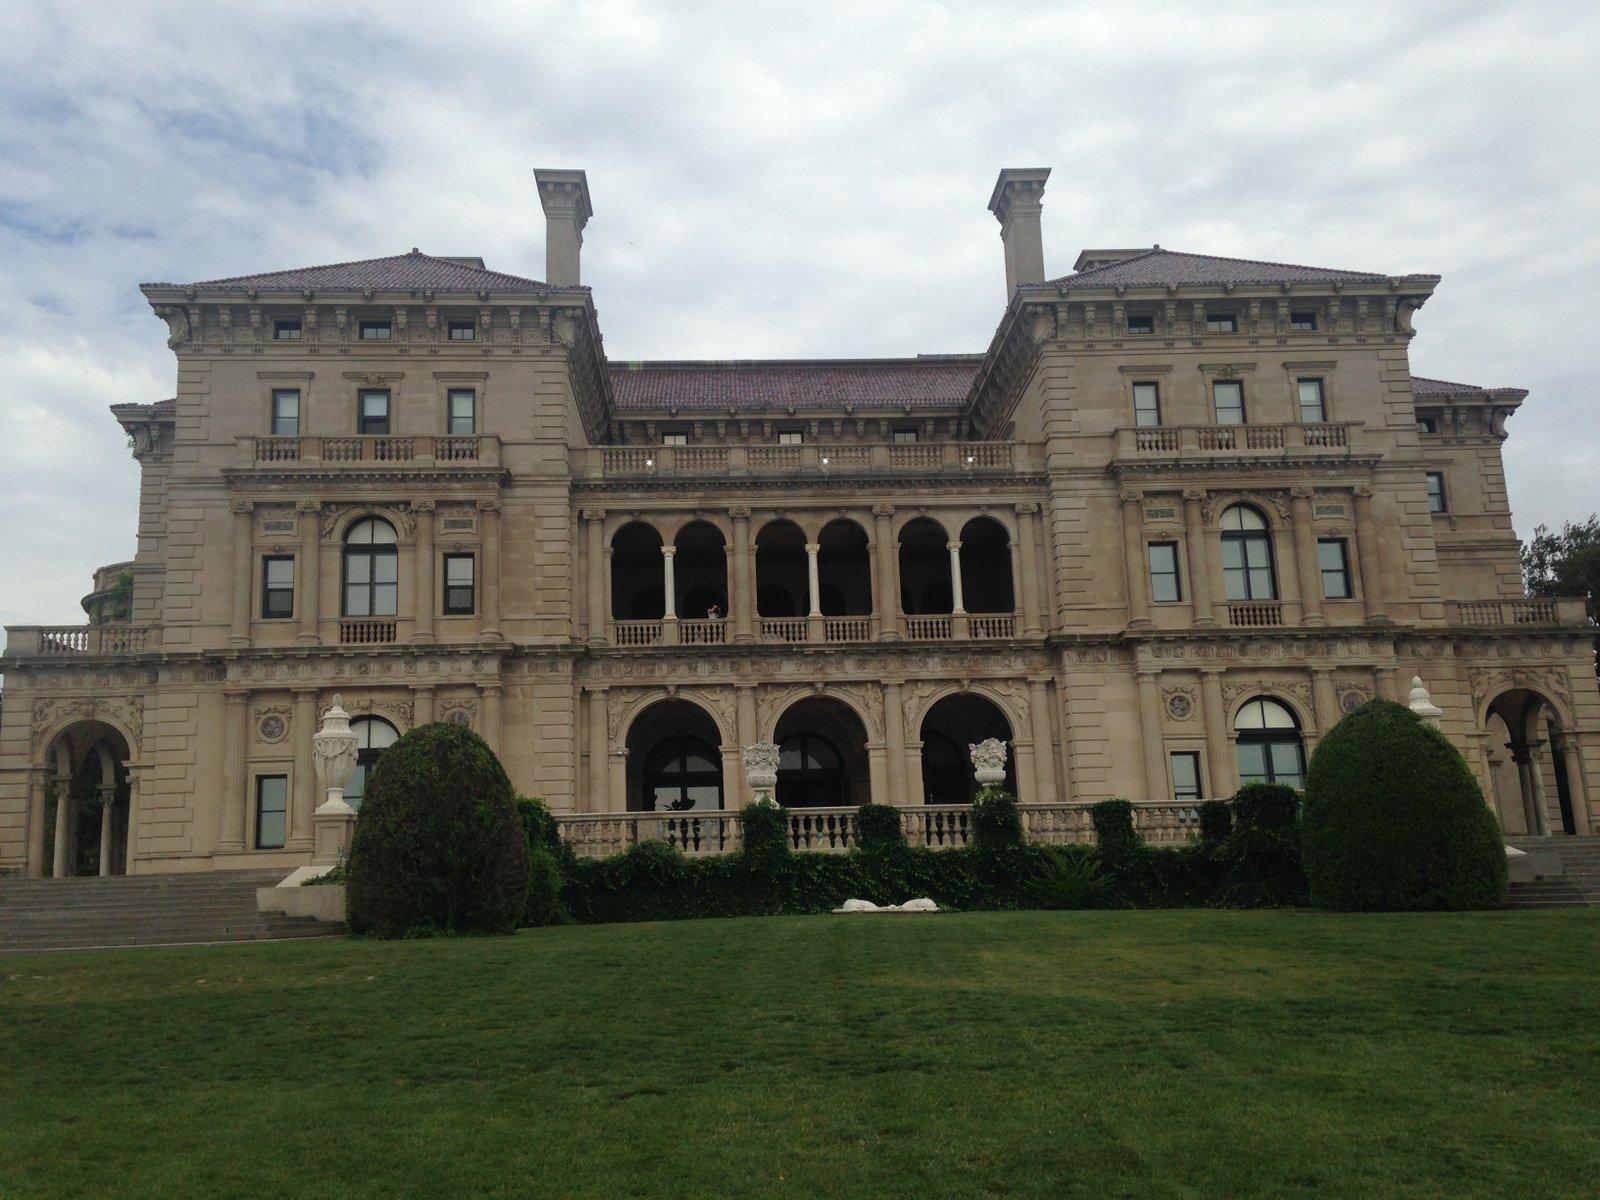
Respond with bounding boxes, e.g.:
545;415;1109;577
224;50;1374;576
143;248;557;291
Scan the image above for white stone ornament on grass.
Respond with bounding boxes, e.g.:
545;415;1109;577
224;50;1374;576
970;737;1008;786
1408;676;1443;730
832;897;941;913
312;694;360;815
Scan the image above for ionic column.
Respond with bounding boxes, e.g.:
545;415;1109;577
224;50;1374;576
946;541;965;613
867;741;889;807
1290;486;1324;627
290;688;318;850
1015;503;1044;636
1352;485;1387;622
883;680;908;806
1514;751;1547;837
479;682;502;755
735;685;758;800
1310;667;1339;738
412;685;435;725
218;689;248;853
588;688;609;812
123;767;141;874
1121;490;1151;626
1201;669;1230;798
25;768;46;878
229;500;254;646
1029;676;1055;804
806;541;824;639
413;499;436;643
1182;489;1216;626
1135;670;1167;800
477;500;502;638
51;769;71;878
584;509;607;645
98;784;115;876
297;501;321;644
873;504;899;640
729;506;754;644
660;545;679;644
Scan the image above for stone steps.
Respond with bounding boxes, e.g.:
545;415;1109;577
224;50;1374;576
1504;837;1600;908
0;870;345;953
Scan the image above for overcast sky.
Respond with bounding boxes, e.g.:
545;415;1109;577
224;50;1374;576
2;0;1597;630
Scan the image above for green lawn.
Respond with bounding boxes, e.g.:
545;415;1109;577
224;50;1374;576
3;910;1598;1199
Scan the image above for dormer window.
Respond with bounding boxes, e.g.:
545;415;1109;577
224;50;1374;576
1290;310;1318;332
273;318;302;340
1205;313;1238;334
892;428;918;444
448;320;475;341
1126;313;1154;335
359;319;392;341
778;430;803;445
1416;416;1438;434
662;432;688;445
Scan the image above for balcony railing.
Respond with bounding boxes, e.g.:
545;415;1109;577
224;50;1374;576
679;619;727;645
581;441;1032;479
340;619;397;644
244;435;500;469
613;620;663;646
969;614;1016;638
555;801;1205;859
1447;597;1586;627
1227;601;1284;628
760;618;809;642
3;625;160;656
903;615;953;640
1115;422;1359;462
823;616;872;642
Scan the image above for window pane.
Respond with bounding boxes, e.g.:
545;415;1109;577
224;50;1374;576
1149;543;1180;603
1134;383;1161;427
1236;743;1267;785
449;390;476;434
1427;473;1446;513
373;553;398;585
265;558;293;587
1171;752;1201;800
1297;379;1326;423
272;390;300;435
346;555;371;585
1319;539;1351;599
684;785;721;811
256;776;288;849
373;582;398;615
1269;741;1304;788
1213;381;1244;424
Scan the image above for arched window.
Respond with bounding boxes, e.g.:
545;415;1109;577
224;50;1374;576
345;717;400;810
343;518;399;617
643;736;723;812
777;732;848;808
1220;505;1277;601
1234;698;1304;789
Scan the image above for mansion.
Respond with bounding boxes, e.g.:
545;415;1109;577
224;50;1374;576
2;167;1596;877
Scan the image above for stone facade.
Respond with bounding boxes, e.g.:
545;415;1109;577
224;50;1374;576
2;167;1595;877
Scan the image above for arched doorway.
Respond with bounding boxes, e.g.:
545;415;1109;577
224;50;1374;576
345;717;400;811
1234;697;1305;789
817;518;872;616
755;520;808;618
611;522;666;620
898;517;952;614
41;722;132;877
919;693;1016;804
674;521;728;620
958;517;1014;614
773;698;871;808
625;699;725;813
1485;688;1584;836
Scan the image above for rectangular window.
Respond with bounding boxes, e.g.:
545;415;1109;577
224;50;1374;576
1205;313;1237;333
1133;382;1162;427
447;388;476;434
359;319;392;341
778;430;803;445
1148;542;1182;603
1426;472;1447;513
1319;539;1352;599
443;553;476;615
1290;310;1318;332
270;388;300;436
447;320;475;341
892;428;918;444
1170;752;1202;802
1126;313;1154;335
261;556;295;619
358;389;391;435
1297;378;1327;423
662;432;688;446
1416;416;1437;434
1212;380;1245;424
273;318;302;341
255;775;288;850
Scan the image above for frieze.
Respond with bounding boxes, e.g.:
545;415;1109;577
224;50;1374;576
31;695;145;750
348;696;414;729
1468;666;1573;718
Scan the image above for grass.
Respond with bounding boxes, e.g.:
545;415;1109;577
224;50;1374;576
3;910;1598;1198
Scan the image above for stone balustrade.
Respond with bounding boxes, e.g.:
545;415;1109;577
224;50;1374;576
2;625;160;656
555;800;1205;859
578;441;1032;479
1447;597;1587;627
1116;422;1359;462
244;434;501;469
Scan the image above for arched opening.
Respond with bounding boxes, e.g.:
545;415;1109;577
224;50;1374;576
919;693;1016;804
674;521;728;620
41;722;132;877
342;517;399;617
1220;505;1278;601
624;699;724;812
959;517;1014;614
345;717;400;811
1486;689;1581;836
898;517;952;615
773;698;871;808
1234;697;1305;789
611;522;665;620
817;518;871;616
756;520;808;617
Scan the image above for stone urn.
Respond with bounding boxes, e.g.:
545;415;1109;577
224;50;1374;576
742;741;781;807
310;694;360;865
1407;676;1443;730
969;737;1009;787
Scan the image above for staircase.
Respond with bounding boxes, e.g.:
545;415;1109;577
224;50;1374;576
1504;837;1600;908
0;870;345;953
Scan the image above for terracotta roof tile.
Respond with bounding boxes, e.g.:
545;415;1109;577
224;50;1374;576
610;358;981;412
144;250;570;293
1048;248;1437;290
1411;376;1526;398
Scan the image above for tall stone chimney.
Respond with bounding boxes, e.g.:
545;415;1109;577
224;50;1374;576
534;169;593;287
988;168;1051;297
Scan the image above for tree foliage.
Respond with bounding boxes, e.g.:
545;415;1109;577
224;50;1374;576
1522;514;1600;676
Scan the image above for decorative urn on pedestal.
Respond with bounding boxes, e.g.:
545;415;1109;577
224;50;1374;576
969;737;1009;788
310;694;361;864
742;742;781;807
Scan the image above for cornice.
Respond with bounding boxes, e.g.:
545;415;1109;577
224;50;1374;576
570;472;1049;497
220;466;511;488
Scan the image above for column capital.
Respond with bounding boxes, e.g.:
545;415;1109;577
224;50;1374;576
661;545;677;558
1013;502;1040;516
871;503;895;519
581;507;607;523
475;498;501;513
728;505;752;521
1352;483;1375;500
945;540;962;552
1182;487;1207;503
805;542;821;555
1290;485;1316;501
413;498;437;514
296;499;322;514
1119;488;1144;505
229;499;254;516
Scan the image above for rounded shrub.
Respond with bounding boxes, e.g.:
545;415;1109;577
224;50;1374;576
346;722;531;937
1302;700;1507;911
1213;782;1307;908
855;802;906;851
1090;798;1139;853
739;800;790;867
1198;799;1233;843
972;787;1024;849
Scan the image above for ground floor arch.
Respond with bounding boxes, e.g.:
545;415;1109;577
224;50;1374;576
40;721;132;877
919;692;1016;804
1484;688;1589;836
625;699;725;812
773;697;870;808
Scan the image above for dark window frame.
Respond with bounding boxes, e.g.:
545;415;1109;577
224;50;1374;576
1148;541;1182;603
255;774;288;849
1318;538;1353;600
1297;377;1327;423
1205;312;1238;333
1221;506;1278;601
1289;310;1318;332
261;555;295;619
273;318;303;341
1234;698;1306;790
1133;381;1162;427
358;319;392;341
447;320;476;341
270;388;300;436
358;389;391;436
891;428;918;444
443;552;476;615
1212;379;1246;425
1426;472;1447;513
447;388;476;435
1170;751;1203;801
1126;313;1155;335
342;518;399;617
